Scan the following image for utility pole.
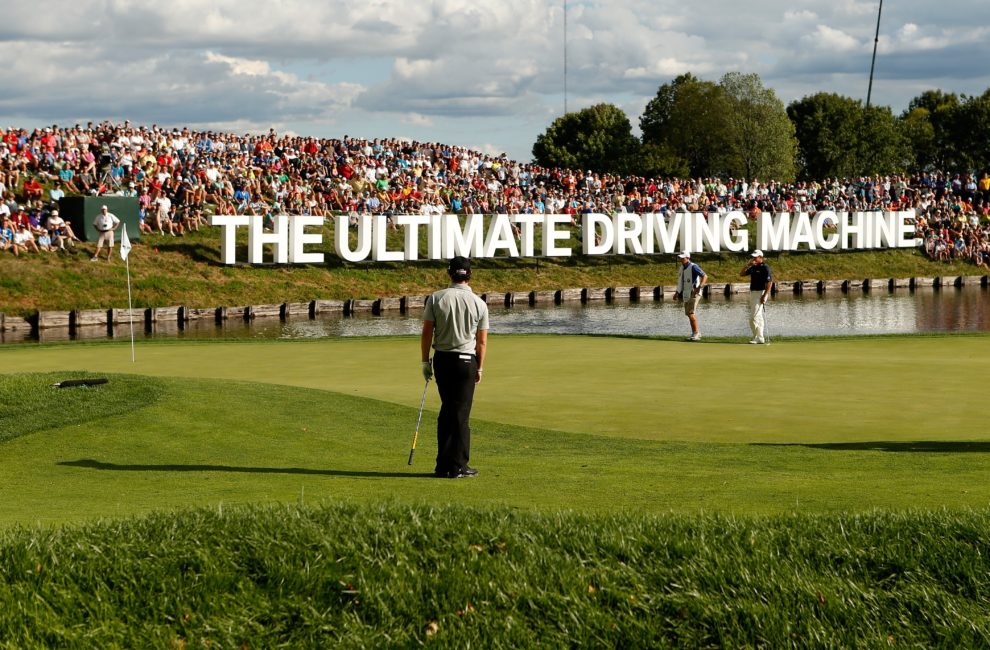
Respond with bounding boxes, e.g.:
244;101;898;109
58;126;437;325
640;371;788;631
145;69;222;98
866;0;883;109
564;0;568;115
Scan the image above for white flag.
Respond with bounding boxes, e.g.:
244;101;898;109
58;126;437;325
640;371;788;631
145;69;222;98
120;223;132;261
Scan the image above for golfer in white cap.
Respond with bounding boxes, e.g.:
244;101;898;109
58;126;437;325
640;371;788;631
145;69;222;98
741;250;774;343
420;256;489;478
674;251;707;341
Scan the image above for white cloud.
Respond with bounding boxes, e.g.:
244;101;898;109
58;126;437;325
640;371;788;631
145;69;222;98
784;10;818;22
802;25;861;52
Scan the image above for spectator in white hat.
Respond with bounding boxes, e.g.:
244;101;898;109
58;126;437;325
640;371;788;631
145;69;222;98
91;204;120;261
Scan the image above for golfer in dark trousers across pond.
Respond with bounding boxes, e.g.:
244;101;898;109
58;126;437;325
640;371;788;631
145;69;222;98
421;256;489;478
741;249;774;344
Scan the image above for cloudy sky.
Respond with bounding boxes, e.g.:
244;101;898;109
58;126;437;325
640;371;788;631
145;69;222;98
2;0;988;161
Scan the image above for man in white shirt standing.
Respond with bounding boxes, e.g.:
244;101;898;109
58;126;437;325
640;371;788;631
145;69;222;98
91;204;121;261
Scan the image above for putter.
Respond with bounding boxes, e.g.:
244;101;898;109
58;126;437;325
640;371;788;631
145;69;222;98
408;377;430;465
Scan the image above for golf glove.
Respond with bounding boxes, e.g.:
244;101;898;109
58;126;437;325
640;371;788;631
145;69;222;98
421;360;433;381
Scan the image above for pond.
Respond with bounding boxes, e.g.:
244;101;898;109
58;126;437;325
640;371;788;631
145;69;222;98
8;284;990;345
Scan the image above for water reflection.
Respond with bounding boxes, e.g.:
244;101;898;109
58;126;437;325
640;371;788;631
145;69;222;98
6;285;990;345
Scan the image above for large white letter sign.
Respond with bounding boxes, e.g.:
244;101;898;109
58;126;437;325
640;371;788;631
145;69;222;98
721;212;748;252
895;211;918;248
873;212;899;248
758;213;790;251
210;214;249;264
396;214;431;260
583;213;614;255
812;211;840;250
543;214;574;257
289;215;326;264
789;212;817;250
484;214;520;258
213;209;924;264
334;215;373;262
612;213;644;255
443;214;485;258
695;213;722;253
250;214;289;264
653;212;682;254
372;214;403;262
840;212;871;249
513;214;543;257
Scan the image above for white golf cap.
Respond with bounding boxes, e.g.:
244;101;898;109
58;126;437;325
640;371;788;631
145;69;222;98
677;251;690;259
101;204;108;209
751;249;764;257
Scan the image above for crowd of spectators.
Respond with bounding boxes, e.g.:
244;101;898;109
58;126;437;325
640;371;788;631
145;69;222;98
1;120;989;267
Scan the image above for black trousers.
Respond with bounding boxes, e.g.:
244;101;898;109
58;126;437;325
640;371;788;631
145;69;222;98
432;350;477;473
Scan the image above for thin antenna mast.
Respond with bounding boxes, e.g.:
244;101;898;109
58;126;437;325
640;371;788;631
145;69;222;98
564;0;568;115
866;0;883;109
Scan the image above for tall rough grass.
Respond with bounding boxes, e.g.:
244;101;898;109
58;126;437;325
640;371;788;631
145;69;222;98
2;503;989;647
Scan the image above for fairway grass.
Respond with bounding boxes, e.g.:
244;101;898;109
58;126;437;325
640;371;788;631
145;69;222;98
3;336;990;646
1;334;987;443
1;334;989;525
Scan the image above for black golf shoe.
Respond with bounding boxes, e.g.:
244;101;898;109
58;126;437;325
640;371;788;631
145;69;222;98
434;467;479;479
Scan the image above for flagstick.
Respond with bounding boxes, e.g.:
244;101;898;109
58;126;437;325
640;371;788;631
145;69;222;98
120;223;136;363
125;255;135;363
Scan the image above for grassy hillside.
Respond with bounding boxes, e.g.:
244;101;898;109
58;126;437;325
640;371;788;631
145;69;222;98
0;223;981;316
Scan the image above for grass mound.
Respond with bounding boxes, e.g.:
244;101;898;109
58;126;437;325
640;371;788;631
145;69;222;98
2;503;989;647
0;372;163;444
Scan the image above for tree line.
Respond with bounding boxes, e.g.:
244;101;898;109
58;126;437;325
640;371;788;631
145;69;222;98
532;72;990;182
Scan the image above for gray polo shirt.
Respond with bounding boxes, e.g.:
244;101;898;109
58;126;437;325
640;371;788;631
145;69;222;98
423;283;489;354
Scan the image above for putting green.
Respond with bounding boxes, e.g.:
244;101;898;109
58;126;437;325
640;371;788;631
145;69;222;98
0;334;985;443
3;331;990;525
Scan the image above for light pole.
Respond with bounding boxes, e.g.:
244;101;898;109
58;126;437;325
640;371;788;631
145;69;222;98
563;0;568;115
866;0;883;109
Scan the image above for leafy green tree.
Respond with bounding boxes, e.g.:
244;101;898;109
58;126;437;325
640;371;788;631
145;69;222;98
788;93;911;178
639;73;700;146
947;90;990;171
859;105;913;175
532;103;640;174
787;93;864;179
635;142;690;179
719;72;797;182
639;74;733;177
900;107;937;171
903;90;961;170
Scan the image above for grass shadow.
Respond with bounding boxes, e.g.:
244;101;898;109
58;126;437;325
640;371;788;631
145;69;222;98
753;441;990;453
58;458;434;478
